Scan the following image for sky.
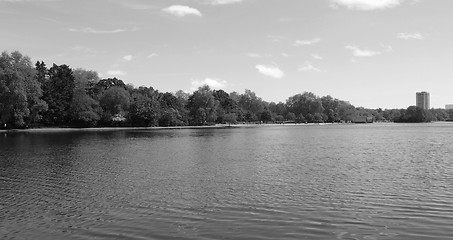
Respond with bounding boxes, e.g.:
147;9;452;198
1;0;453;109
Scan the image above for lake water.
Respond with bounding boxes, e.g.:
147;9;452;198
1;123;453;240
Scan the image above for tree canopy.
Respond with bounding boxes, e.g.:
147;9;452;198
0;50;446;129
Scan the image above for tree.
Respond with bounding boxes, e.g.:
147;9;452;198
73;68;99;96
383;109;401;122
430;108;448;121
41;64;75;125
159;108;182;126
337;101;357;122
0;51;47;128
99;86;130;122
306;113;314;123
447;109;453;121
260;110;273;123
92;77;126;99
159;91;188;126
313;112;325;123
275;115;285;122
286;92;324;119
286;112;296;122
296;113;306;123
69;89;101;126
396;106;432;123
269;102;287;117
213;89;239;123
321;95;341;122
238;89;265;116
223;112;237;126
69;69;101;126
129;91;160;126
187;85;218;125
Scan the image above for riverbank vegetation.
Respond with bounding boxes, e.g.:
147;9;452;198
0;51;449;129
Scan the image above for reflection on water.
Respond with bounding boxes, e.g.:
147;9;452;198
1;124;453;240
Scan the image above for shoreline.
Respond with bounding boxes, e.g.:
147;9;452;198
0;122;329;133
0;124;268;133
2;122;442;133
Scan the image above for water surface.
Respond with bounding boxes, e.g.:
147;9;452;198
1;123;453;239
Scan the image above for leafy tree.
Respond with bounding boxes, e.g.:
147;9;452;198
159;91;188;125
35;61;47;84
430;108;448;121
275;115;285;122
214;90;237;112
129;88;160;126
73;68;99;96
382;109;401;122
447;109;453;121
321;95;341;122
313;112;325;123
286;112;296;122
175;90;190;104
41;64;75;125
337;101;357;122
269;102;287;117
69;89;101;126
0;51;47;128
213;89;239;123
99;86;130;122
286;92;324;119
187;85;218;125
306;113;314;123
223;112;237;126
296;113;306;123
69;69;101;126
260;110;273;123
238;89;265;116
395;106;432;123
159;108;183;126
244;111;257;122
93;77;126;99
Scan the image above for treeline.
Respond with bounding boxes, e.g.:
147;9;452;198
0;51;451;129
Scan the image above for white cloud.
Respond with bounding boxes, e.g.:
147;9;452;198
311;54;323;60
299;62;321;72
123;55;133;61
68;27;137;34
107;70;127;76
162;5;202;17
204;0;244;5
397;32;424;40
256;64;284;79
147;53;159;58
330;0;402;10
345;45;381;57
191;78;227;90
294;38;321;46
282;53;289;57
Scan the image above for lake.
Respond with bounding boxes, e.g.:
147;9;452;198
1;123;453;240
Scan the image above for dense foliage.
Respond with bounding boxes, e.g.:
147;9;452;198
0;51;450;129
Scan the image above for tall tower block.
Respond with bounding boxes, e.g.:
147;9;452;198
416;91;430;110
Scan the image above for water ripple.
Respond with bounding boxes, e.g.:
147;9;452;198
2;124;453;239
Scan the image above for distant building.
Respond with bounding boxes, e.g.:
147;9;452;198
416;91;430;110
446;104;453;110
